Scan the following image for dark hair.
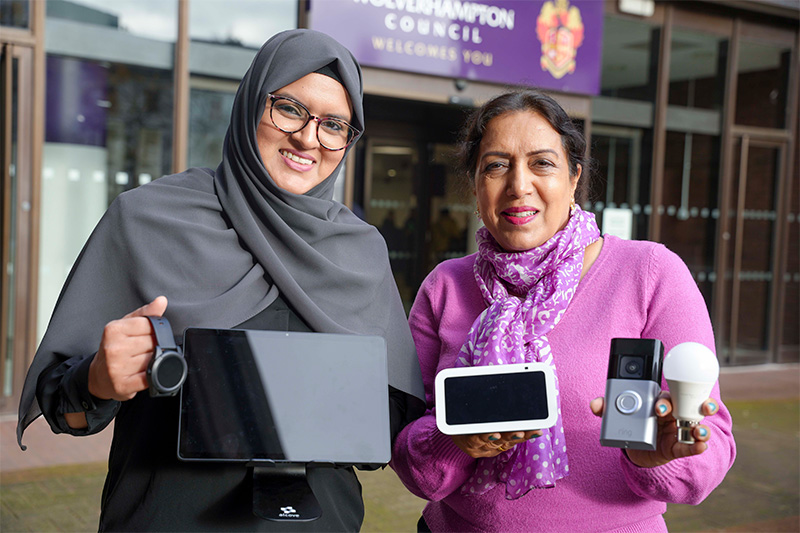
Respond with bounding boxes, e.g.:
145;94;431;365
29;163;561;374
456;89;592;198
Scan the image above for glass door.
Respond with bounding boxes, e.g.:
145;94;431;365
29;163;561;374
427;142;474;270
1;42;34;413
723;136;785;364
364;139;475;313
365;138;421;313
590;125;649;241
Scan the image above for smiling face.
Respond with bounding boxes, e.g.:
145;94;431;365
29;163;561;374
474;110;580;252
257;72;353;195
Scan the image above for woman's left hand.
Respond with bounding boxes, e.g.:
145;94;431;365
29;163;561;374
590;392;720;468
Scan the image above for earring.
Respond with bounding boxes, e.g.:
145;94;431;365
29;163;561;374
474;206;481;219
570;198;576;214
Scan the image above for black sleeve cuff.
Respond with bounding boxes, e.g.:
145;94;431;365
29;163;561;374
64;354;119;433
36;353;120;436
68;355;111;411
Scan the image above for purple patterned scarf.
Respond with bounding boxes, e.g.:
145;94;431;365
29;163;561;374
458;207;600;500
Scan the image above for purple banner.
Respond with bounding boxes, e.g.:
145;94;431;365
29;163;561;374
310;0;603;95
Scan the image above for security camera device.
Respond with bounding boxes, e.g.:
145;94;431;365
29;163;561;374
600;338;664;451
435;362;558;435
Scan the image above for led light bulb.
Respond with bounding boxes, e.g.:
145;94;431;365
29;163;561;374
662;342;719;444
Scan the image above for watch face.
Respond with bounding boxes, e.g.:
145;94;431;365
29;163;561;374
151;350;187;395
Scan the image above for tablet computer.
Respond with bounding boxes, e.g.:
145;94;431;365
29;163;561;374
435;362;558;435
178;328;391;466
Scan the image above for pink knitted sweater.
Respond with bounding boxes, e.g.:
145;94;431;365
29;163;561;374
390;235;736;532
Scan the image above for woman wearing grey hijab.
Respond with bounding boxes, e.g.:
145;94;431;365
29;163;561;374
17;29;424;531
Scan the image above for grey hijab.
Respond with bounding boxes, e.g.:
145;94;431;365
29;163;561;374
18;29;423;448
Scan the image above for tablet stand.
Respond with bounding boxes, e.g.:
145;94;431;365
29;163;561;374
251;464;321;522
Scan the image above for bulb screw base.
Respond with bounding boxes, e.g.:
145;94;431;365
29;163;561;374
676;419;697;444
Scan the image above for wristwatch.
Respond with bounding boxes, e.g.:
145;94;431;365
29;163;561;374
146;316;187;397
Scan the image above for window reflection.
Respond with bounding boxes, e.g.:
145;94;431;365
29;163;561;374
2;55;20;397
725;142;781;356
595;15;657;241
188;86;236;170
660;131;721;308
189;0;296;48
668;29;726;110
368;142;419;313
662;28;726;310
0;0;28;28
428;143;472;268
590;126;650;242
38;55;173;341
48;0;178;42
735;40;791;129
600;16;658;101
782;157;799;354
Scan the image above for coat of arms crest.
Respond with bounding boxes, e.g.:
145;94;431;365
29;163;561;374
536;0;585;79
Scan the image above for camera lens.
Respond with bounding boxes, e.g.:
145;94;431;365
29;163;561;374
619;356;645;378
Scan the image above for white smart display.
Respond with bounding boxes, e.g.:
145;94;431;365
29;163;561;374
435;363;558;435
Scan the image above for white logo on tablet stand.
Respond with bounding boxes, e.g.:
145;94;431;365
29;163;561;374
279;506;300;518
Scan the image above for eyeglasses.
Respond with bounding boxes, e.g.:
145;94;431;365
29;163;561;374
266;94;360;151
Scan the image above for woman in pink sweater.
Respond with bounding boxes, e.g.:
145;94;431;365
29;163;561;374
390;90;735;532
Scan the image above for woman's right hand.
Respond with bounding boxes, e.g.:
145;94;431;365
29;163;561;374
88;296;168;402
451;430;543;458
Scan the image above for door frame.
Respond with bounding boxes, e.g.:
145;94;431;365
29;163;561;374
724;129;791;365
1;2;45;415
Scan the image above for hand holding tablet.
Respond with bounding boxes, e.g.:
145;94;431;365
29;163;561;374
435;363;558;436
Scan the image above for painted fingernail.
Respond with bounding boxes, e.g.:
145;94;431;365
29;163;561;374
488;436;499;441
698;427;708;438
657;403;668;414
529;435;540;440
512;435;521;440
708;401;717;413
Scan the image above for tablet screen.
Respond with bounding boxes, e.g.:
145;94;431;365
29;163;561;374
178;328;391;465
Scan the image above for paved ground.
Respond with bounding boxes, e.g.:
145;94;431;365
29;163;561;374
1;363;798;532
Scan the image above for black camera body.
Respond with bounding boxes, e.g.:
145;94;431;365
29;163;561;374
146;316;187;398
600;338;663;451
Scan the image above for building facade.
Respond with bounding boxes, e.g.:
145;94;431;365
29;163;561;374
1;0;797;415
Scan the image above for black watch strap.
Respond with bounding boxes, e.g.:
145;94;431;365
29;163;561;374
147;316;178;350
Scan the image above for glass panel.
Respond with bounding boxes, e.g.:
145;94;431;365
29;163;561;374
0;0;28;28
587;125;650;241
38;54;174;343
722;144;741;360
725;141;780;360
659;131;721;309
781;151;798;357
736;144;778;351
596;15;658;240
367;142;419;312
668;28;726;110
428;143;473;268
1;55;19;397
47;0;178;42
188;87;236;170
735;39;791;129
189;0;297;49
600;16;658;102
